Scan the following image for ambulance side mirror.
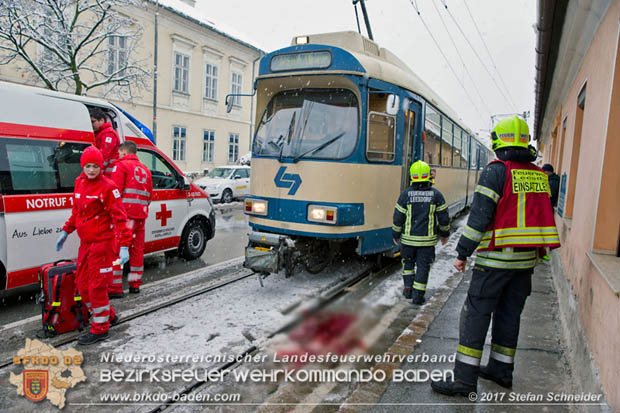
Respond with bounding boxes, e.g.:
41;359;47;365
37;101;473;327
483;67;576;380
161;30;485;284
179;175;191;191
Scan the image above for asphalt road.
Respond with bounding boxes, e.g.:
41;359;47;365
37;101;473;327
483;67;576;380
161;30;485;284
0;203;249;326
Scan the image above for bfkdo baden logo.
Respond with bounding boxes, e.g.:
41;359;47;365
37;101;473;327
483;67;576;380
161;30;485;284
9;338;86;409
24;370;49;402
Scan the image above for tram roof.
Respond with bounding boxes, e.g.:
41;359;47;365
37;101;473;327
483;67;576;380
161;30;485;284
278;31;475;136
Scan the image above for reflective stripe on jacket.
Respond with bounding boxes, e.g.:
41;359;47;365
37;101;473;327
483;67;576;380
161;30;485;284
62;173;132;247
477;159;560;251
110;154;153;219
392;184;450;247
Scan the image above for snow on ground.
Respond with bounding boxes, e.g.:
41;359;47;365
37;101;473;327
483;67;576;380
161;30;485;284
98;259;369;366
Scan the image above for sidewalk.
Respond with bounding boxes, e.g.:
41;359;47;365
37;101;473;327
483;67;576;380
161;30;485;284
371;261;609;412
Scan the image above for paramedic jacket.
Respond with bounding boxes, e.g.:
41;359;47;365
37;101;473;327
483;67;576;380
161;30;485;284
392;182;450;247
456;147;547;269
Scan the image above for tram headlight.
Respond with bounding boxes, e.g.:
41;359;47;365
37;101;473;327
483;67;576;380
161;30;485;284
307;205;337;224
245;199;268;216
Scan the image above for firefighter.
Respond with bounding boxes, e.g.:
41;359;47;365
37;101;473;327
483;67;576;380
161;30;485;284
89;107;120;176
392;160;450;305
56;146;132;345
109;140;152;296
431;116;560;396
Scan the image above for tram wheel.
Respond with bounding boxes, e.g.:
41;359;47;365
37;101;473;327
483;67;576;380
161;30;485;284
302;241;332;274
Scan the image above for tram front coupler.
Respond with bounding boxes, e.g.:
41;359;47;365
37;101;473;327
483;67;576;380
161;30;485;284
244;231;297;283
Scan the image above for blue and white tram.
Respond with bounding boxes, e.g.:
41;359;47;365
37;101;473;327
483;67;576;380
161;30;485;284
243;31;492;275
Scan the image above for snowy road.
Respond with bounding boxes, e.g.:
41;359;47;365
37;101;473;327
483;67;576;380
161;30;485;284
1;216;467;412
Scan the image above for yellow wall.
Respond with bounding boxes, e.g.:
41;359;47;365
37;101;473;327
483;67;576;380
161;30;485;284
0;2;262;173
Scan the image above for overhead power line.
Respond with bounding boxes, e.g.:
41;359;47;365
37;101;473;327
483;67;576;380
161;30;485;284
441;0;518;112
430;0;491;114
407;0;487;126
463;1;518;112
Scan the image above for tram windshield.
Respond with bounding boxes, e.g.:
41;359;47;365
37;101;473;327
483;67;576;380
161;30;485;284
253;88;359;161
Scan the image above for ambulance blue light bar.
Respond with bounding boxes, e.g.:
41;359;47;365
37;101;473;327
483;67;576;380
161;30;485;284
270;51;332;72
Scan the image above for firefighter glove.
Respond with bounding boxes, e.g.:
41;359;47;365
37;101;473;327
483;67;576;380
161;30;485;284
56;231;68;252
119;247;130;265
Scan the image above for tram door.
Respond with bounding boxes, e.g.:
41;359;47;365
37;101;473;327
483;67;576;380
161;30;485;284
400;102;419;190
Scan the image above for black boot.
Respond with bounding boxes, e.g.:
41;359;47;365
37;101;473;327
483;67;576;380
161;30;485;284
479;359;513;388
108;292;125;299
411;290;425;305
110;314;120;326
78;331;109;345
403;287;413;299
431;378;477;397
129;287;140;294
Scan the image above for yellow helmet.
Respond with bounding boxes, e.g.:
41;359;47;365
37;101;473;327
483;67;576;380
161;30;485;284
491;116;530;151
410;160;431;182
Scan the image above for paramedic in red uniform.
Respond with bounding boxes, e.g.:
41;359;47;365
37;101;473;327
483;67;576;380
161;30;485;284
89;107;120;176
109;140;152;296
56;146;132;345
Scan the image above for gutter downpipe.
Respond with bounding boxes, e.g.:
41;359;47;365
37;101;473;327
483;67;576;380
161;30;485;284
534;0;555;141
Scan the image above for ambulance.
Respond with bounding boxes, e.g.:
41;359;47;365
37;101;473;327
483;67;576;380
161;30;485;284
0;81;215;292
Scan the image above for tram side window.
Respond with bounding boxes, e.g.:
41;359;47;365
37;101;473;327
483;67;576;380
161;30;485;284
367;112;395;162
471;143;479;170
0;138;88;195
441;118;454;166
452;126;463;168
424;105;441;165
462;133;470;168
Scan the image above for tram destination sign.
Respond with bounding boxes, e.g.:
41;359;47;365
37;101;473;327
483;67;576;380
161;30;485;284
271;51;332;72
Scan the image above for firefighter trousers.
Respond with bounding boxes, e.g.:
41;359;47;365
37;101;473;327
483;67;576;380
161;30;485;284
400;246;435;295
110;218;146;292
77;239;116;334
454;265;533;385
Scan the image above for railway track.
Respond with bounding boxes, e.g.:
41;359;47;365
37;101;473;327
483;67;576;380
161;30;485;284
147;259;399;413
0;264;255;369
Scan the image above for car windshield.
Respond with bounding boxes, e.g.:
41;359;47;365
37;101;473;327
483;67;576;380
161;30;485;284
252;88;359;161
207;168;233;178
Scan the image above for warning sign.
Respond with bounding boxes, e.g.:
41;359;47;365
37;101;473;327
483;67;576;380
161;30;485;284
511;169;550;194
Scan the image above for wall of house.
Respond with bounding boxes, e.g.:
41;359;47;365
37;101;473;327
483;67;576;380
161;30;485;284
541;1;620;408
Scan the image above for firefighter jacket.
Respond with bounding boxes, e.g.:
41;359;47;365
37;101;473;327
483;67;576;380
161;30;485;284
392;183;450;247
110;154;153;219
62;173;132;247
456;148;560;270
94;122;120;172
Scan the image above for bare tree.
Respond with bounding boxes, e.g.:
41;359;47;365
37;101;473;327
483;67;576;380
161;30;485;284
0;0;150;97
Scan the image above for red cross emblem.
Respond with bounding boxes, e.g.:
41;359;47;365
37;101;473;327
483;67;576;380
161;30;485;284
134;166;148;184
156;203;172;226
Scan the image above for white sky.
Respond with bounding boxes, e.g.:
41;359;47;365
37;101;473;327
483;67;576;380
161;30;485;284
196;0;537;146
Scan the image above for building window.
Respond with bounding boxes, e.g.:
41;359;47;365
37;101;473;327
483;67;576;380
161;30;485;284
203;130;215;163
228;133;239;163
107;36;127;76
204;63;218;100
173;126;186;161
174;52;190;93
231;72;242;105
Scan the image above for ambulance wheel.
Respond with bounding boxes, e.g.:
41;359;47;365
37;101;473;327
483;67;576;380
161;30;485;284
180;220;207;260
221;189;233;204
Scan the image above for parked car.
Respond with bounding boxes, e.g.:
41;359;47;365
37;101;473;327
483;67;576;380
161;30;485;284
194;166;250;203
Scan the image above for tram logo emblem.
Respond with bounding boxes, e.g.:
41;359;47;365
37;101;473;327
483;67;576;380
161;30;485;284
274;166;302;195
23;370;49;402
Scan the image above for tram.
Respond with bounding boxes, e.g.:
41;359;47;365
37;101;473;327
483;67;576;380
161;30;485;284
240;31;493;276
